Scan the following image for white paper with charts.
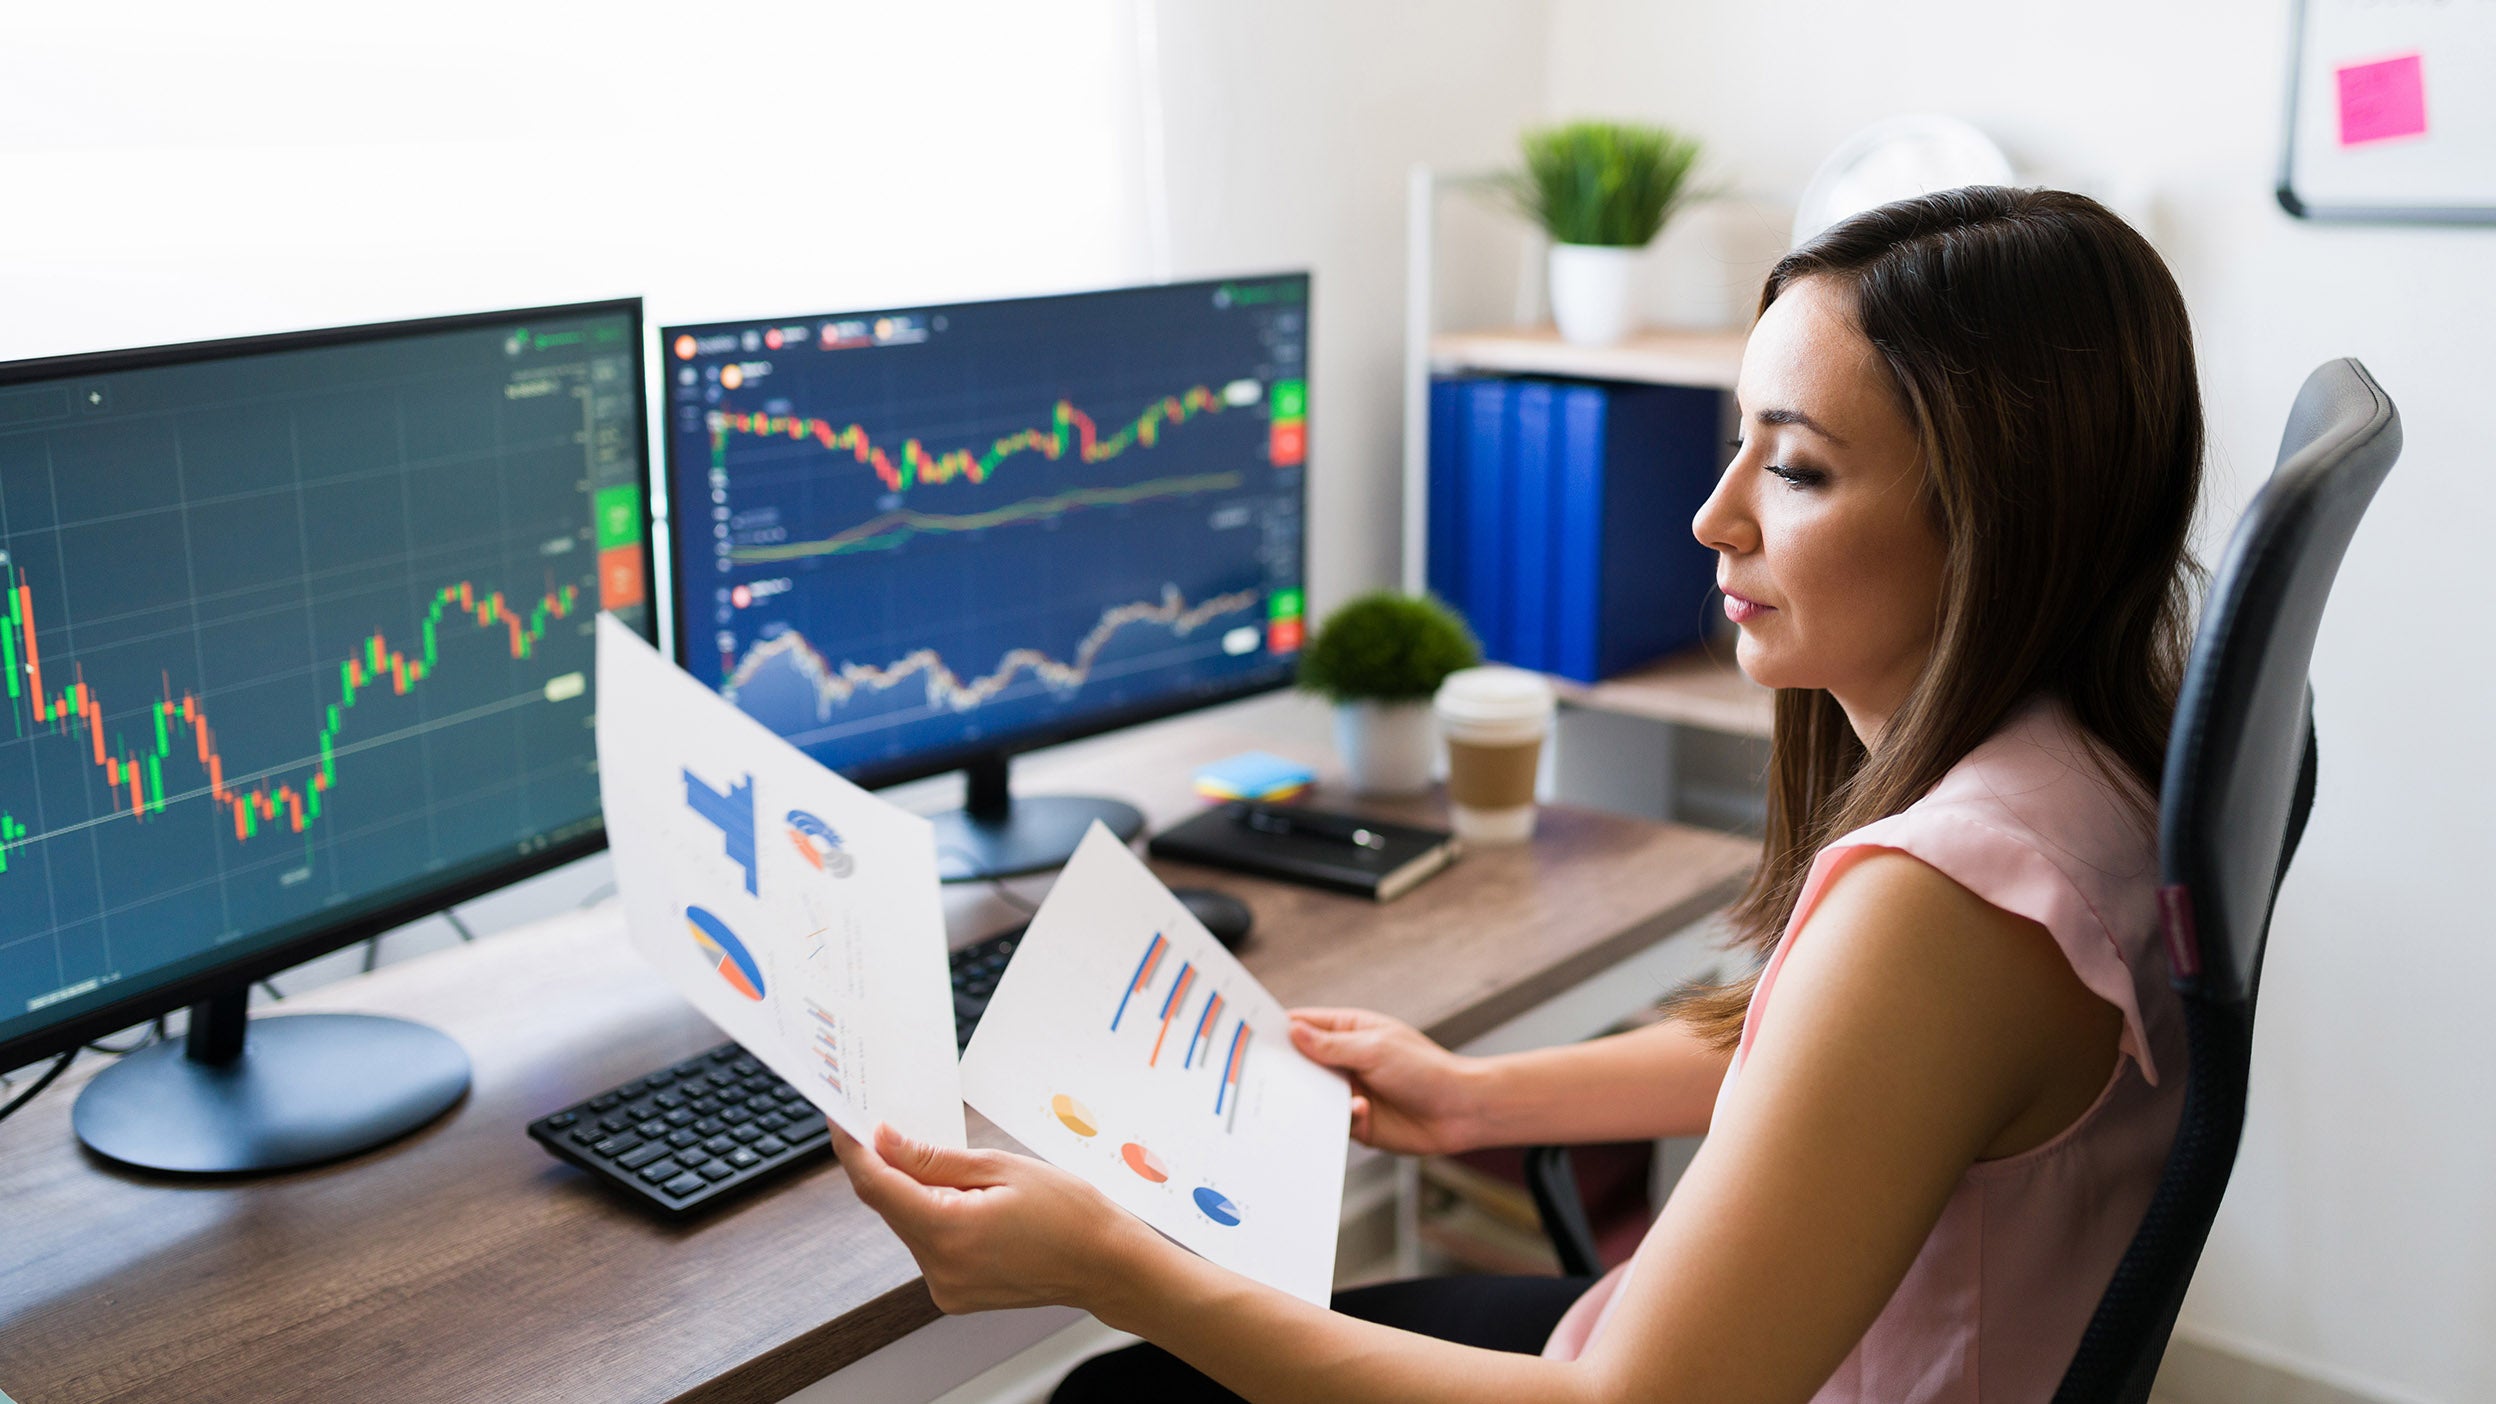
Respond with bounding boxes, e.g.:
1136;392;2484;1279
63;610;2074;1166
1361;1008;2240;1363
959;823;1351;1304
593;614;965;1150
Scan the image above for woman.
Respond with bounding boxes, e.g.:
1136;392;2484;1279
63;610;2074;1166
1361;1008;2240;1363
833;185;2202;1403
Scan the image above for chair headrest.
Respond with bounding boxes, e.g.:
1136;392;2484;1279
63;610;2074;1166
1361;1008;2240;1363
2159;359;2397;1006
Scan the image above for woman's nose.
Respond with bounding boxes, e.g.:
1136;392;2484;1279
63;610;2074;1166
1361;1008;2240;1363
1692;459;1756;557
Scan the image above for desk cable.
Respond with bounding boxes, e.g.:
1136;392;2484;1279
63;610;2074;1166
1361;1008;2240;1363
0;1010;182;1128
0;1048;75;1129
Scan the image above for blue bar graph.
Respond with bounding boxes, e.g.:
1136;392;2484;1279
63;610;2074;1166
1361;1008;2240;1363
683;767;759;894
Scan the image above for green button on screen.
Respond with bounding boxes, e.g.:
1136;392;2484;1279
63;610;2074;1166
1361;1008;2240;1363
594;484;644;549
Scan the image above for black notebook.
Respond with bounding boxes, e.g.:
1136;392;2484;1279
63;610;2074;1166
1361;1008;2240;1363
1147;802;1459;902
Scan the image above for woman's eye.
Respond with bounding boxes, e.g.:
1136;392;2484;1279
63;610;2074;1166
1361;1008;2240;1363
1764;464;1825;489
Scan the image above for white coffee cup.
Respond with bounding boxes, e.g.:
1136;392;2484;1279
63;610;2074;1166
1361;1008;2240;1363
1432;666;1556;844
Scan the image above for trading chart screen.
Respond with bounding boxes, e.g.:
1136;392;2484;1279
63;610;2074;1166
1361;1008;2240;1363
0;305;648;1048
664;276;1308;783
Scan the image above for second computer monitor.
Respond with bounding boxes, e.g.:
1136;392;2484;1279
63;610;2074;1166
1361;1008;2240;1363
663;275;1308;874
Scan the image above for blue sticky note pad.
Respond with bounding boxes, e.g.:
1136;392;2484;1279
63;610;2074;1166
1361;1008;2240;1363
1193;750;1317;801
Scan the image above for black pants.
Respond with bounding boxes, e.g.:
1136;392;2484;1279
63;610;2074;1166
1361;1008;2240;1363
1050;1273;1599;1403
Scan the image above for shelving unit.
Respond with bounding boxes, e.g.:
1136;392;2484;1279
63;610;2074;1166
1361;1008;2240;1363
1401;165;1761;751
1426;325;1745;390
1551;643;1772;741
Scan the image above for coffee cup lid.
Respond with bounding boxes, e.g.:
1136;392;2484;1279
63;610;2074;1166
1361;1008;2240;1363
1433;666;1555;742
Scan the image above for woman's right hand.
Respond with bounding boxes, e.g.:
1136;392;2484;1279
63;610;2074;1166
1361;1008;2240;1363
1287;1007;1485;1156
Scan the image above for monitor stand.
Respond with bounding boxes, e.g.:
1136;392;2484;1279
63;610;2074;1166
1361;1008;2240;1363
71;986;470;1176
932;754;1143;882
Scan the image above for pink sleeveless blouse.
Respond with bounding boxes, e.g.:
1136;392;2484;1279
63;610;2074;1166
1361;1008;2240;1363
1543;696;2185;1401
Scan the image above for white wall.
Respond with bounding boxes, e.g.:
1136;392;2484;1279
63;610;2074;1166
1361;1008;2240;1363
1142;0;1550;610
1544;3;2496;1399
0;2;1144;356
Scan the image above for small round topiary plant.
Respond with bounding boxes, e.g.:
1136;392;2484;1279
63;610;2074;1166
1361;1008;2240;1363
1297;592;1482;704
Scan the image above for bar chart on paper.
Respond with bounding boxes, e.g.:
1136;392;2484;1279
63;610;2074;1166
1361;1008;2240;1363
1108;930;1253;1132
958;825;1350;1304
804;997;845;1096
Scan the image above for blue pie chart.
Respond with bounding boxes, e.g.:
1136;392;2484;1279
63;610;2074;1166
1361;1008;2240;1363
1192;1186;1241;1227
685;904;766;1001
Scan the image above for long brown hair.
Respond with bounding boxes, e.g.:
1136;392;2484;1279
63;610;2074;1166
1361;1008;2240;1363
1678;187;2203;1049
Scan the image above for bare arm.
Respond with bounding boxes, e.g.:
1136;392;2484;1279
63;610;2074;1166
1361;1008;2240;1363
1283;1006;1729;1155
1467;1015;1732;1146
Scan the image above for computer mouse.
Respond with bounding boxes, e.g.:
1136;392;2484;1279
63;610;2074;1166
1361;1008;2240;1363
1172;887;1254;950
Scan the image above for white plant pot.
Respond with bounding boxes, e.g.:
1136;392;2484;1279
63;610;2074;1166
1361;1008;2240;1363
1334;700;1436;797
1548;242;1642;347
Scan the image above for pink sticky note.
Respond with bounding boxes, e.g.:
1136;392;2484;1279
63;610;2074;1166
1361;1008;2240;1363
2336;53;2428;146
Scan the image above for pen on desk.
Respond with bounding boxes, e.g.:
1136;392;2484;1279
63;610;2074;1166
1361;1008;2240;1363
1234;803;1388;850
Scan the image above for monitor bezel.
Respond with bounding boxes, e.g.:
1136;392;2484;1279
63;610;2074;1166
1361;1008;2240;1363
658;272;1312;795
0;297;653;1073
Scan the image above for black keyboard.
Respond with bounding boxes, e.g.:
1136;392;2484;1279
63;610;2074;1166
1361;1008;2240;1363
527;1042;832;1217
948;924;1021;1050
530;925;1022;1217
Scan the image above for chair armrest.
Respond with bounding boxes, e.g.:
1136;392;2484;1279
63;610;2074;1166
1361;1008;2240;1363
1523;1144;1604;1278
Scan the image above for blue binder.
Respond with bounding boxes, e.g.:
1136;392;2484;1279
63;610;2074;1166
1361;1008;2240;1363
1428;374;1720;682
1559;381;1724;682
1503;381;1558;672
1551;385;1609;683
1425;377;1469;610
1460;378;1511;659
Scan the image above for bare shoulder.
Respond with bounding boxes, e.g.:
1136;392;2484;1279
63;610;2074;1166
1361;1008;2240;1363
1767;847;2123;1156
1796;849;2105;1020
1582;849;2126;1396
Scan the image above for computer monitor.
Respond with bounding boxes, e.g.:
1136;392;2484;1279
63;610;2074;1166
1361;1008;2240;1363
662;275;1309;879
0;300;653;1173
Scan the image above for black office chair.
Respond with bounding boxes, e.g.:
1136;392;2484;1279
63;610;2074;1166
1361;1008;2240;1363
1523;360;2402;1403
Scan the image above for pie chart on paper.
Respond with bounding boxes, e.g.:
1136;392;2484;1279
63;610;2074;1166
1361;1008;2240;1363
685;905;767;1001
1192;1186;1242;1226
1120;1141;1171;1183
1051;1093;1099;1137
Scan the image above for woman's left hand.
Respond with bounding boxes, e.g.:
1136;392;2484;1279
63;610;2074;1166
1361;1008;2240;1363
832;1121;1158;1316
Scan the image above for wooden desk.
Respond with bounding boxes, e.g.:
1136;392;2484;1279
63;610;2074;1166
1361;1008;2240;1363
0;699;1752;1404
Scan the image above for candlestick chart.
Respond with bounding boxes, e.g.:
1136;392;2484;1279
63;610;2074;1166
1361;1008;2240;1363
666;277;1309;779
0;536;611;1016
0;570;580;867
713;382;1230;497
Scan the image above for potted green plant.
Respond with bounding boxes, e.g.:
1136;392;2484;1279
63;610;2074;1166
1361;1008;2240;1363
1298;592;1481;796
1494;119;1704;347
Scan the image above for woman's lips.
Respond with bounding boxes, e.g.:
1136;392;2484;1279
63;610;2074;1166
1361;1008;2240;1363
1722;588;1775;625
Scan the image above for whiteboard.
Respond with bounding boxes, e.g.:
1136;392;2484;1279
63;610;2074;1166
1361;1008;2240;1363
2281;0;2496;223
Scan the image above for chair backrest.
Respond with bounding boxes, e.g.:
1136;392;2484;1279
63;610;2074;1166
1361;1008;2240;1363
2053;359;2400;1403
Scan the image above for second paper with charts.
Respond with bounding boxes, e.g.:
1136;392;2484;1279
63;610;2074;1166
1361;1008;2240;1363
959;824;1351;1306
594;617;1350;1303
